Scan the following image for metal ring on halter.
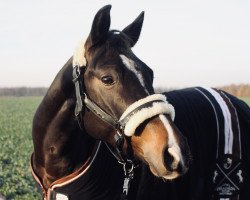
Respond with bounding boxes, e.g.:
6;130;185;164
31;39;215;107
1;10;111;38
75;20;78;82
123;159;134;177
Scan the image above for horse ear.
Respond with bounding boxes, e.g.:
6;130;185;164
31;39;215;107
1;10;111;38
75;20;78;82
122;11;144;47
88;5;111;46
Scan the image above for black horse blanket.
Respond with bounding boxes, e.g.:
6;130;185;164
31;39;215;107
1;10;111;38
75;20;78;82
136;87;250;200
32;87;250;200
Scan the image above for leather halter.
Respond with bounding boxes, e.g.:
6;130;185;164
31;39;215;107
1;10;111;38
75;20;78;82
72;64;174;157
72;64;174;199
73;65;136;199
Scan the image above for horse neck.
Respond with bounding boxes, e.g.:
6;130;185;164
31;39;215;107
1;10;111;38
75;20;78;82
32;58;95;188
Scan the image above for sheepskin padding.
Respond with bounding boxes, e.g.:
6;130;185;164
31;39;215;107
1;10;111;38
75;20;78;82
119;94;175;136
73;39;86;67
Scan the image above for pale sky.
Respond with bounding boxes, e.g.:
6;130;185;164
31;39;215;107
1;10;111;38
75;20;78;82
0;0;249;88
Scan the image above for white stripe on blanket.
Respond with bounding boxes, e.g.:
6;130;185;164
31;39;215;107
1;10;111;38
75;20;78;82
204;87;233;154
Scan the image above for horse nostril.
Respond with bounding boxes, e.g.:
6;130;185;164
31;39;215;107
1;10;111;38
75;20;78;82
163;147;175;171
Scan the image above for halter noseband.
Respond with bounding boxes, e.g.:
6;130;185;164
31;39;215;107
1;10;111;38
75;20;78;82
72;64;175;199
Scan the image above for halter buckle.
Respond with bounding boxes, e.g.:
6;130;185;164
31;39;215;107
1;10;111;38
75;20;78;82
114;129;124;146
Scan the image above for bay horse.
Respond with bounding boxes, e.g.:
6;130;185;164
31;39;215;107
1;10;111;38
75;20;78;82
31;4;250;200
31;5;191;200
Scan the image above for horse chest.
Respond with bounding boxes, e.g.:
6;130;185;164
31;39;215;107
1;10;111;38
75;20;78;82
32;142;130;200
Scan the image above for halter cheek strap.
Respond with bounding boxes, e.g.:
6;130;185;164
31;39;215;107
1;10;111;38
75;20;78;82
72;65;84;117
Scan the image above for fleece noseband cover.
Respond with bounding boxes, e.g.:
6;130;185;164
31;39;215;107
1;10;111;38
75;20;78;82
119;94;175;137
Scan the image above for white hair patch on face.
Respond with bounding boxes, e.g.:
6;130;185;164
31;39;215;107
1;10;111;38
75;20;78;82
159;114;184;167
159;114;176;147
73;39;86;67
119;54;149;94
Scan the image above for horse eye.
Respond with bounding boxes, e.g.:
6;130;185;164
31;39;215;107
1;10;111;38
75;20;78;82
101;75;115;85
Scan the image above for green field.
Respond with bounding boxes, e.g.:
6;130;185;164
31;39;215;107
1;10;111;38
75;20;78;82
0;96;249;199
0;97;41;199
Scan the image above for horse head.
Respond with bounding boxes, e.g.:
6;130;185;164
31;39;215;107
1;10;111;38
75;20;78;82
73;5;191;180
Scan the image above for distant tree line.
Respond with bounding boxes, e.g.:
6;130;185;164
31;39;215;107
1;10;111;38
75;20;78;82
0;87;47;96
155;84;250;97
218;84;250;97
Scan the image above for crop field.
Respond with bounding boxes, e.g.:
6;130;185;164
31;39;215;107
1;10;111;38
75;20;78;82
0;97;42;199
0;96;249;200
